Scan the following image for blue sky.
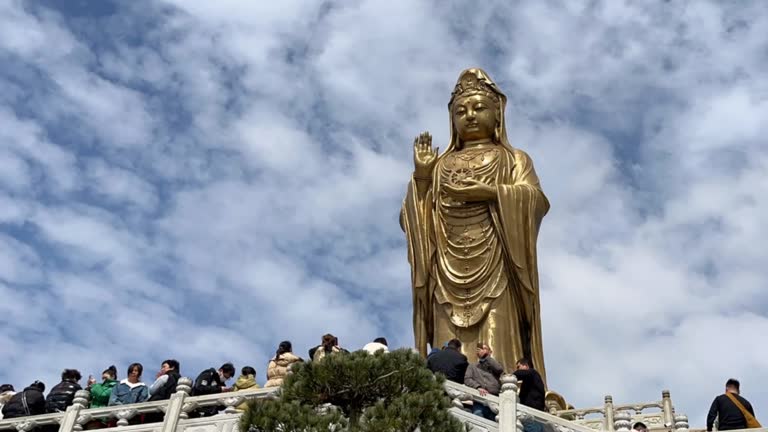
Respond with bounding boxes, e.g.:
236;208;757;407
1;0;768;426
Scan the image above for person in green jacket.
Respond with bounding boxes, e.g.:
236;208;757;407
88;366;118;408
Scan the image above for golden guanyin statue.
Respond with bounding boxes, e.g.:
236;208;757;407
401;68;550;383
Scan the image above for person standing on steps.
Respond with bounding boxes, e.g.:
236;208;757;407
426;339;469;384
707;378;760;431
464;343;503;420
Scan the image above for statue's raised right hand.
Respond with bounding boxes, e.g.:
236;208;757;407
413;131;438;179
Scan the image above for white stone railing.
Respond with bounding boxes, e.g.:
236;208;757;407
444;375;598;432
0;376;695;432
554;391;678;431
0;378;279;432
443;378;693;432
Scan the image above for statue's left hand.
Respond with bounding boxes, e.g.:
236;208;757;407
444;178;497;201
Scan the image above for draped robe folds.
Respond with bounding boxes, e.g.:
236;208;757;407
401;146;549;385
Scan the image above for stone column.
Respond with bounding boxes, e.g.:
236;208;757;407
160;377;193;432
176;377;195;420
662;390;674;428
498;374;523;432
71;390;92;431
58;389;91;432
604;396;615;432
614;411;632;432
674;414;689;432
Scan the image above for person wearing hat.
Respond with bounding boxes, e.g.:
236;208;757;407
1;381;46;419
0;384;16;419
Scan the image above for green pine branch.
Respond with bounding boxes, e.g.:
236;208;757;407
239;349;465;432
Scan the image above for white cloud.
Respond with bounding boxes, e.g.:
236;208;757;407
0;0;767;426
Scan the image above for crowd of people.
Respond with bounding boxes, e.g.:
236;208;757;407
0;335;392;425
1;336;758;431
425;338;546;430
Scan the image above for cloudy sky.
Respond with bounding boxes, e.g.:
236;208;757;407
1;0;767;426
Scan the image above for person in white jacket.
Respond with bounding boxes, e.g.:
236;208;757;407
0;384;16;419
362;337;389;354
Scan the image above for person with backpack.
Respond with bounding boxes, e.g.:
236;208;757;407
707;378;760;431
1;381;46;419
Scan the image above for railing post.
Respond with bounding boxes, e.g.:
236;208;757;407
614;411;632;432
604;396;615;432
176;377;195;420
662;390;674;428
674;414;689;432
161;377;193;432
58;406;81;432
59;390;91;432
71;390;91;431
499;374;522;432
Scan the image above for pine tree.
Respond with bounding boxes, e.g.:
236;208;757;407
240;349;466;432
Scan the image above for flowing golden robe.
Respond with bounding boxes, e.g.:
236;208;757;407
401;120;549;383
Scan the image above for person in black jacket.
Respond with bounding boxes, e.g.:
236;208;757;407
143;359;181;424
426;339;469;384
191;362;235;417
513;358;546;411
513;358;546;432
707;378;758;431
1;381;46;419
148;359;181;402
45;369;82;413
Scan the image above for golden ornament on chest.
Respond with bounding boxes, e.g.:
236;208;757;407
447;167;475;187
443;148;499;190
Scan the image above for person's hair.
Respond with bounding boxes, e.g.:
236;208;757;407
220;363;235;376
633;422;648;430
373;337;388;346
163;359;180;372
321;334;335;353
726;378;740;391
0;384;14;393
241;366;256;376
30;381;45;392
276;341;293;359
61;369;82;382
103;365;117;380
447;339;462;350
127;363;143;377
516;357;533;368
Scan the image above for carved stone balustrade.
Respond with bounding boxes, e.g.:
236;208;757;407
555;390;677;431
0;378;280;432
674;414;689;432
614;411;632;432
0;378;699;432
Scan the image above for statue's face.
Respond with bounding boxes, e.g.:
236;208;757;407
452;94;498;143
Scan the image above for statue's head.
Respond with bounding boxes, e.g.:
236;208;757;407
448;68;508;149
